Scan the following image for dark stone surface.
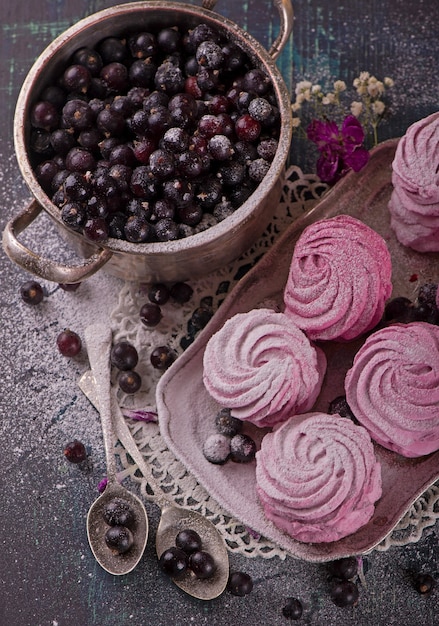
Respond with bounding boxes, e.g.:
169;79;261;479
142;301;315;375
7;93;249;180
1;1;438;625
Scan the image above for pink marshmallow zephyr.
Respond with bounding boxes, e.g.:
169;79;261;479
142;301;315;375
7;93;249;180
202;308;326;428
345;322;439;458
388;111;439;252
255;412;382;543
283;215;392;341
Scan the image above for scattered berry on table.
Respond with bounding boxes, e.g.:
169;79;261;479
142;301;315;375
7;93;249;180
20;280;45;305
118;370;142;394
282;597;303;620
140;302;163;327
417;281;438;307
105;525;134;554
328;557;358;580
169;281;193;304
64;440;87;463
150;345;176;370
110;341;139;371
383;296;413;323
413;572;436;595
148;282;170;305
329;579;359;607
57;329;82;357
227;571;253;596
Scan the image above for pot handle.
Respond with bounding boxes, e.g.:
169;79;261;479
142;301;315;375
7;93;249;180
201;0;294;60
2;199;113;284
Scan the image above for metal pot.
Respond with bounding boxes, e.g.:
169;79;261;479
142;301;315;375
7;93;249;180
3;0;293;283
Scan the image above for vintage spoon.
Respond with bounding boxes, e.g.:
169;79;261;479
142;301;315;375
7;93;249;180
84;324;148;576
79;330;229;600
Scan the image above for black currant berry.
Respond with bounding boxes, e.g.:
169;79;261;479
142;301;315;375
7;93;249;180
158;547;188;579
328;557;358;580
105;525;134;554
230;433;257;463
189;550;217;579
64;440;87;463
329;579;359;607
150;346;176;370
282;597;303;620
175;529;202;554
57;329;82;357
413;572;436;595
203;433;231;465
140;302;163;327
20;280;45;305
227;571;253;596
118;370;142;394
110;341;139;371
215;408;242;437
103;498;135;528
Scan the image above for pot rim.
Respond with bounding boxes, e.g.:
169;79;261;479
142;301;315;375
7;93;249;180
14;0;293;256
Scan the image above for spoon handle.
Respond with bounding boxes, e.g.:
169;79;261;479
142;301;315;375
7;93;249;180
111;391;169;509
78;369;169;508
84;323;117;482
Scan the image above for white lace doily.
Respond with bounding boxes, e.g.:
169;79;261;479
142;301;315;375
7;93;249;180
109;164;439;560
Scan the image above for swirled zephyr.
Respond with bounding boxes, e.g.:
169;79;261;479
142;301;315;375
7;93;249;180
202;309;326;428
345;322;439;457
283;215;392;341
255;412;382;543
388;112;439;252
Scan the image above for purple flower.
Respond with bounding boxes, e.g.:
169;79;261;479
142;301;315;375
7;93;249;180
307;115;369;184
121;407;158;423
97;477;108;493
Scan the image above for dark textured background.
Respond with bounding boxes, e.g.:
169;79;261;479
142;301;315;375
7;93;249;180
1;1;438;625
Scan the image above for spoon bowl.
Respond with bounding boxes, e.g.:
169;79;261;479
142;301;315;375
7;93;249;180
86;481;149;576
84;324;149;576
79;335;229;599
155;505;229;601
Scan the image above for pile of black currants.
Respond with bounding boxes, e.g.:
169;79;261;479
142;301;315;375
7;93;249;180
202;407;257;465
159;528;217;580
29;22;280;245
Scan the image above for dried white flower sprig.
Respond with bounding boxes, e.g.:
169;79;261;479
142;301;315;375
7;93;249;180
292;71;394;148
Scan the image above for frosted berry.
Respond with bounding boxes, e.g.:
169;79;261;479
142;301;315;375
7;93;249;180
215;408;242;437
105;525;134;554
103;497;135;527
230;433;256;463
203;433;231;464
